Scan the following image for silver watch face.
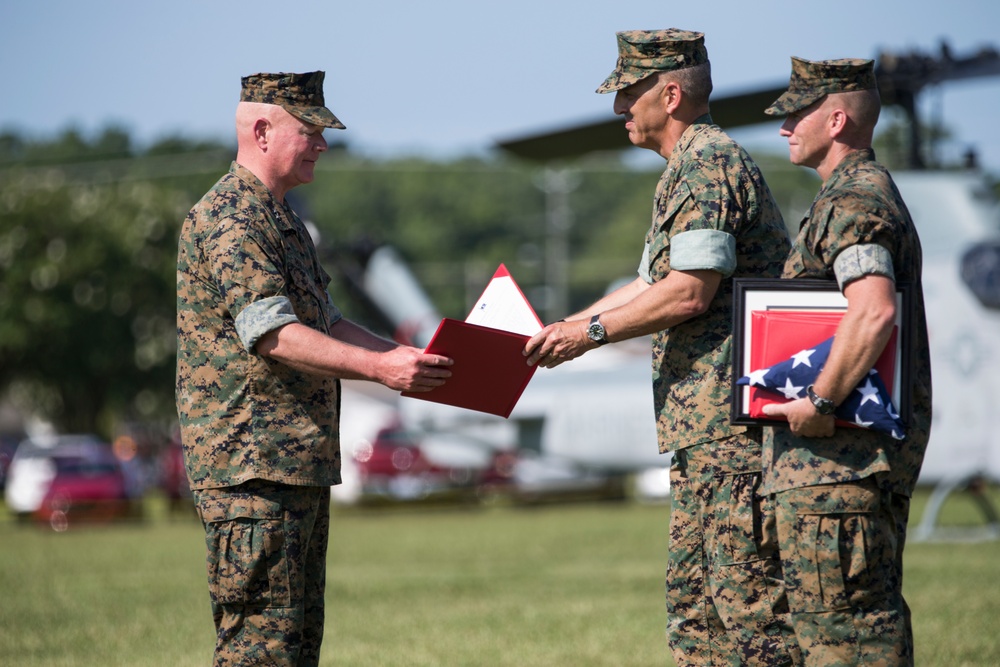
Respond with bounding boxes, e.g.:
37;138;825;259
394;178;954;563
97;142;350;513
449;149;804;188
588;323;605;341
814;401;835;416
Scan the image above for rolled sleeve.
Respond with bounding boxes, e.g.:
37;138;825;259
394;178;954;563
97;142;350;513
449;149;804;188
669;229;737;277
833;243;895;291
234;296;301;351
638;242;654;284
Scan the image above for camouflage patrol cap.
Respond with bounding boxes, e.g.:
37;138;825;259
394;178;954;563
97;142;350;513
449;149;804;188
765;57;877;116
596;29;709;94
240;71;346;129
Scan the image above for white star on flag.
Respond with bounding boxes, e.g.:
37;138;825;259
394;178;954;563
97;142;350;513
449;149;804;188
777;378;804;400
791;347;817;368
856;378;881;406
852;414;874;428
735;334;906;440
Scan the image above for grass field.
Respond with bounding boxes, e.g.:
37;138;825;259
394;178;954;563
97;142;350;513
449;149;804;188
1;486;998;666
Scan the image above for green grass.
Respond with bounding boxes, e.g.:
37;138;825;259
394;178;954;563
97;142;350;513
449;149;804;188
1;487;998;666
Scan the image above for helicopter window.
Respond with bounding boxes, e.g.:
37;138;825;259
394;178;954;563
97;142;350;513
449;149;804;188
960;241;1000;310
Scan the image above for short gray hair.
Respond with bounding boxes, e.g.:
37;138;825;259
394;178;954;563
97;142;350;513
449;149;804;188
663;61;713;106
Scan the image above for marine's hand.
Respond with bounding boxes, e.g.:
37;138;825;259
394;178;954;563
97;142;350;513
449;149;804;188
380;346;453;392
523;321;592;368
762;398;836;437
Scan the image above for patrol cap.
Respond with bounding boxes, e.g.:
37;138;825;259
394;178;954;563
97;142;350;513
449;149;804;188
240;71;346;129
765;57;877;116
597;29;709;94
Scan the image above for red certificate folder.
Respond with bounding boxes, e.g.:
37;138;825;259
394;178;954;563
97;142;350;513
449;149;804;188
401;265;542;418
746;310;898;424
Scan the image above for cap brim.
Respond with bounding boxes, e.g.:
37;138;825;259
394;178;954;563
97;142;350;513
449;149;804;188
764;90;824;117
596;68;654;94
287;105;346;130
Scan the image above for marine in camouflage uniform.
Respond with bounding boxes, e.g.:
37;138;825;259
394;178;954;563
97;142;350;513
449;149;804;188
525;30;798;667
761;57;933;666
177;71;450;666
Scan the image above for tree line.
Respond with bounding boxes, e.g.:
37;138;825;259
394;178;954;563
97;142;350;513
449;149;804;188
3;122;973;439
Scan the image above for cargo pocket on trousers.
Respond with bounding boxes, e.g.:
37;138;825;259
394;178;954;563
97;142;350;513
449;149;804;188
718;472;773;565
200;494;291;608
790;482;882;613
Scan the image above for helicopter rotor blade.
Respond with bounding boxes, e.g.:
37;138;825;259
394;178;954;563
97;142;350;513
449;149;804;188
496;42;1000;167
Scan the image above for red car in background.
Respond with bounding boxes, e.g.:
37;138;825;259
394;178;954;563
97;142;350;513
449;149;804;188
349;420;630;507
352;422;516;504
4;435;134;530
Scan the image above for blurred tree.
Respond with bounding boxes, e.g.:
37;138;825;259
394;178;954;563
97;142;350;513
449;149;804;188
306;155;666;319
873;109;954;171
1;175;182;434
0;126;132;166
307;156;547;317
0;129;226;437
305;151;821;319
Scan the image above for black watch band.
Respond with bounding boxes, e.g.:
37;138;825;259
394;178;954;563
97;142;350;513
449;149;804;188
806;384;836;415
587;314;609;346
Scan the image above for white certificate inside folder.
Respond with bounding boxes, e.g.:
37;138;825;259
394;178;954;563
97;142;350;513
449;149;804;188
464;264;543;335
401;263;544;418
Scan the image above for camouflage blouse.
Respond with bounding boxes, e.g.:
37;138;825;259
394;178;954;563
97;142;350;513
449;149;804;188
648;115;789;453
762;149;933;497
176;162;342;490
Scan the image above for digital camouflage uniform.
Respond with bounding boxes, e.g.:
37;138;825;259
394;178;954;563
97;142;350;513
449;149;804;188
763;58;933;667
649;114;798;667
176;71;346;667
598;30;798;667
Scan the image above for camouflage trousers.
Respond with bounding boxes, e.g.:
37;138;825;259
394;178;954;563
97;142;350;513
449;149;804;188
773;476;912;666
666;437;799;666
194;479;331;667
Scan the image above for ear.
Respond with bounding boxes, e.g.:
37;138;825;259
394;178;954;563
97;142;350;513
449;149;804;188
253;118;270;150
662;80;683;114
827;108;849;139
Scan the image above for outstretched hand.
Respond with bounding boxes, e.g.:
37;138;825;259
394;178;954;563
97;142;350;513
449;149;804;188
523;321;593;368
380;346;453;393
762;398;835;437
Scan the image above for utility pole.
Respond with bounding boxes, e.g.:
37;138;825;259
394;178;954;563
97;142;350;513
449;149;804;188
536;167;580;322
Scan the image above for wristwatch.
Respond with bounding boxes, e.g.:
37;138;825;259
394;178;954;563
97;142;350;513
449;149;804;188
587;314;609;346
806;384;836;415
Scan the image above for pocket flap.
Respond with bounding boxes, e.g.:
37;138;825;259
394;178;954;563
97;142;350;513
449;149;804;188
198;494;283;523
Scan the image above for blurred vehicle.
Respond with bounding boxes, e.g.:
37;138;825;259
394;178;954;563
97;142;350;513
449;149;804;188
347;415;636;506
0;434;20;491
506;452;630;505
4;434;133;530
157;436;194;516
351;420;516;505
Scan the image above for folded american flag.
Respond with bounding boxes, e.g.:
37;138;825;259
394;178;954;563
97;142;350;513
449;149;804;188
736;335;905;440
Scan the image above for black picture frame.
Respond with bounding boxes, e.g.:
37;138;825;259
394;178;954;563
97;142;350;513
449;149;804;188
731;278;912;427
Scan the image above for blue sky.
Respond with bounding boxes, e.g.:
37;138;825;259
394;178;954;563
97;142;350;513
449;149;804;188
3;0;999;173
